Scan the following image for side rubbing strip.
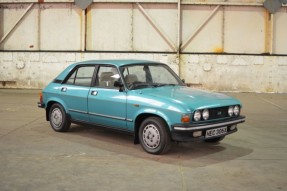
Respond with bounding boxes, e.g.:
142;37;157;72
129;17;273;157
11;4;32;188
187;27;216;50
89;112;126;121
69;109;88;114
69;109;133;122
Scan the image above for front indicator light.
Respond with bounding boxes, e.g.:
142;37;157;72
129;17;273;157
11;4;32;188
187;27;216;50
181;114;191;123
193;110;201;121
39;92;43;103
230;125;237;131
193;131;202;137
202;109;209;120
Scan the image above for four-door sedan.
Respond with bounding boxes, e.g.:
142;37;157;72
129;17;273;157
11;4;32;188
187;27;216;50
38;60;245;154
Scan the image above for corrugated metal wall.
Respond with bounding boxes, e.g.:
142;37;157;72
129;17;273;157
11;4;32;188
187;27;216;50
0;0;286;92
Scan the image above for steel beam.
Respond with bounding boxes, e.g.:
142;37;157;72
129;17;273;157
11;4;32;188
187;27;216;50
181;5;221;51
0;0;74;2
177;0;184;79
181;2;262;6
0;0;279;6
0;3;34;45
177;0;181;52
264;10;274;55
269;13;274;54
136;2;176;51
81;10;86;51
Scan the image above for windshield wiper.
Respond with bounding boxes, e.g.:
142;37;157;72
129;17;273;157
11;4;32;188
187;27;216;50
129;83;177;89
152;84;177;88
129;82;151;90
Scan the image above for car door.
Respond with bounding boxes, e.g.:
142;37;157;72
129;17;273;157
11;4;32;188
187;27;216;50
88;65;127;130
59;65;95;122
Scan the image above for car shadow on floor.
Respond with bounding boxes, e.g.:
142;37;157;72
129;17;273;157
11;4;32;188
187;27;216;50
36;123;253;168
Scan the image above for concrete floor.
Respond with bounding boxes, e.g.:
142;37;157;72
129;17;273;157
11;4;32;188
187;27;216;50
0;89;286;191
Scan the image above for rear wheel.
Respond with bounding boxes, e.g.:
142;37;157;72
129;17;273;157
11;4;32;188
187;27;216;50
139;117;171;155
49;103;71;132
205;136;225;143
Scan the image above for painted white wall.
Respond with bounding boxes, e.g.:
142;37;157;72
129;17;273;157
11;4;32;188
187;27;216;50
39;4;82;51
87;3;133;51
181;5;223;53
181;54;287;93
0;52;286;93
274;7;287;55
133;3;178;52
0;2;286;92
224;6;266;54
0;4;39;50
1;3;286;53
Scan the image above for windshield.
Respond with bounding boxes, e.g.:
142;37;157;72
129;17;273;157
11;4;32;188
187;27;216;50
120;64;185;90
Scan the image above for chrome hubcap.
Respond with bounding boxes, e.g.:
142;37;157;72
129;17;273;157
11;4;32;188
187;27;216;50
142;124;160;149
51;108;63;129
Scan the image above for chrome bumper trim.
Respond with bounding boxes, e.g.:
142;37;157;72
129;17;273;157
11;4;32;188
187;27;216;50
173;118;245;131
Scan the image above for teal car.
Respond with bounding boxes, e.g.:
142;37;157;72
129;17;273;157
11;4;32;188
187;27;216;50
38;60;245;154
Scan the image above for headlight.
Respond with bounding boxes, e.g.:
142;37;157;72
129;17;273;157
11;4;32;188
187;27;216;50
193;110;201;121
202;109;209;120
234;105;240;116
228;106;234;116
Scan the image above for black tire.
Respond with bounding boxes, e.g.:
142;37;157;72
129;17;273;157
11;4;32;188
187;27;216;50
205;136;225;143
49;103;71;132
139;117;171;155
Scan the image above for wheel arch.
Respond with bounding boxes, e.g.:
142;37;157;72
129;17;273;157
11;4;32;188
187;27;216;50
133;113;171;144
45;99;69;121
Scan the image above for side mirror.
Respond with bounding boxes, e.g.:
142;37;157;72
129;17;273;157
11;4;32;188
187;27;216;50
114;81;124;92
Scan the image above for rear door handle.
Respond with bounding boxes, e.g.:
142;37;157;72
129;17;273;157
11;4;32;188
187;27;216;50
91;91;98;96
61;87;67;92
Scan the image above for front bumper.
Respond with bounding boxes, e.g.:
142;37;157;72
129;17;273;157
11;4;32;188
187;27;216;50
37;102;45;108
171;116;245;142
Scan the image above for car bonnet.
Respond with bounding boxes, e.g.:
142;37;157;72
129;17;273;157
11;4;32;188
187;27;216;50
136;86;241;111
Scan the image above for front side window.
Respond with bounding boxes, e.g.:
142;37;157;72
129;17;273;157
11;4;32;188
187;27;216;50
120;64;184;90
96;66;120;89
65;66;95;86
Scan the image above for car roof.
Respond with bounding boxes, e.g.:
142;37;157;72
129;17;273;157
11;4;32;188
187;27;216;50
55;59;164;81
72;59;162;67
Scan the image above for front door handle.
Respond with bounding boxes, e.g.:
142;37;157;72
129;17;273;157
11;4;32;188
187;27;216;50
61;87;67;92
91;91;98;96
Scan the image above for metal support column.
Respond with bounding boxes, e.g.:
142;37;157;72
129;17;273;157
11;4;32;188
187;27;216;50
81;9;86;52
177;0;184;79
265;11;274;55
269;14;274;54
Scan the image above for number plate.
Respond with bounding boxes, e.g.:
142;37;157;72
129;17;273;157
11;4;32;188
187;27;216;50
206;127;227;138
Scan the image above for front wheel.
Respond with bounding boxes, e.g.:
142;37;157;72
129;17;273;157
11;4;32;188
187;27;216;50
139;117;171;155
49;103;71;132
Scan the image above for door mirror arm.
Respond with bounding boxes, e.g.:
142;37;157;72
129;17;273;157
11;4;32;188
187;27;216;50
114;81;125;92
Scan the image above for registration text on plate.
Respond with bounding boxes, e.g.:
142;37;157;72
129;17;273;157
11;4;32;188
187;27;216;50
206;127;227;138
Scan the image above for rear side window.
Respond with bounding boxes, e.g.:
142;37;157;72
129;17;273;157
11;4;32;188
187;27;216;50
65;66;95;86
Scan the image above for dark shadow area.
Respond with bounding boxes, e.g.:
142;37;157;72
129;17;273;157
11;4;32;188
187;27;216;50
34;122;253;168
